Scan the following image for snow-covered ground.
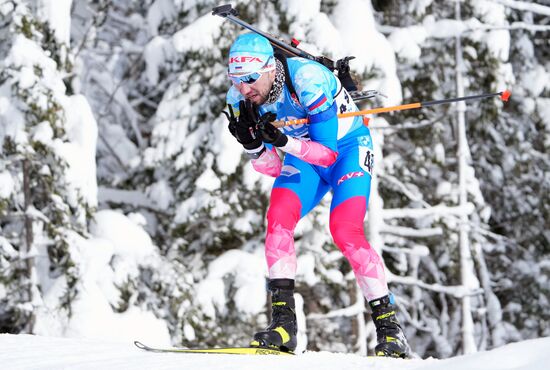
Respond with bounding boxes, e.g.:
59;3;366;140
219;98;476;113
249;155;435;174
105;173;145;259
1;334;549;370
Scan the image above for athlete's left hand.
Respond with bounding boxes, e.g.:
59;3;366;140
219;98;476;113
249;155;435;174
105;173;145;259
258;113;288;147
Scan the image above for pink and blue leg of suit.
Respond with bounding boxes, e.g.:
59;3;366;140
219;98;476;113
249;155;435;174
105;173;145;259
265;135;389;302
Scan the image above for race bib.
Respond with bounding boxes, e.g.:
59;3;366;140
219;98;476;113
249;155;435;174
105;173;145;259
359;147;374;176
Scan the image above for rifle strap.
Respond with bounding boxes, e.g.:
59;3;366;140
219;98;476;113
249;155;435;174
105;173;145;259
274;52;343;106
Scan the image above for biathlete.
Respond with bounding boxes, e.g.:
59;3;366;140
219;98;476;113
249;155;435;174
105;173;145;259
224;32;411;358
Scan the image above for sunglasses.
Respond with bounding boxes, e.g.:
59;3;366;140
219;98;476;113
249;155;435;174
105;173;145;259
228;56;274;86
228;71;264;86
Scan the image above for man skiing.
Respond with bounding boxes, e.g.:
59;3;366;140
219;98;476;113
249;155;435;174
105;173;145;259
224;32;411;358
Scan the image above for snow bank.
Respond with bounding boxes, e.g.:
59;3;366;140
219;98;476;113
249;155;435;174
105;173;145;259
196;249;267;318
1;334;549;370
34;211;170;346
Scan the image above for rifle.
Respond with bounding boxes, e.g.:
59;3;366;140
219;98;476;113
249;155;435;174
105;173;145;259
212;4;379;102
213;5;511;128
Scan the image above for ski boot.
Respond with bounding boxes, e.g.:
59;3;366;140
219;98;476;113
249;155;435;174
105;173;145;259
369;294;411;358
250;278;297;353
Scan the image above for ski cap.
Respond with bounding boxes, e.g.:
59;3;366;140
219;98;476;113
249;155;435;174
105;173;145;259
228;33;275;76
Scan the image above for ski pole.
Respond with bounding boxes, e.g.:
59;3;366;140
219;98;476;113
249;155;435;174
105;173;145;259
272;89;511;128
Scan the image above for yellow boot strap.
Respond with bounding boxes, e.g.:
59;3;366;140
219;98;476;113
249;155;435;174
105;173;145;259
273;327;290;344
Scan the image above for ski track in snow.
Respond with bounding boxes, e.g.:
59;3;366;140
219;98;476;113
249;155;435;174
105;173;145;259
1;334;550;370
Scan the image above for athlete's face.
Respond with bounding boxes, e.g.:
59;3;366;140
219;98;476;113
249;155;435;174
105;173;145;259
232;69;275;105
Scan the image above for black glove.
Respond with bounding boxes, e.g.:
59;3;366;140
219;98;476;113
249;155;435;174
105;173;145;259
258;113;288;147
224;100;263;150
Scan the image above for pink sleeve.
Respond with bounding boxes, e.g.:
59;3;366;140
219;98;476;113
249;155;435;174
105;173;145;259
280;137;337;167
251;147;282;177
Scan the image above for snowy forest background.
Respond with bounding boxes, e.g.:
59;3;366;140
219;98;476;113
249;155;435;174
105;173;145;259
0;0;548;360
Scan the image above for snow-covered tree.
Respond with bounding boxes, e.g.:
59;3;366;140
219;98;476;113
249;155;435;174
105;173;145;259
370;0;549;356
0;0;96;332
464;0;550;342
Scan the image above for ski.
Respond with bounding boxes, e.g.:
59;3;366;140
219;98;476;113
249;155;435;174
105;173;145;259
134;341;294;356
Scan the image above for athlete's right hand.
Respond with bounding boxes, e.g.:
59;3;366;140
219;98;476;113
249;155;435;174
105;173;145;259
227;100;258;148
225;100;265;155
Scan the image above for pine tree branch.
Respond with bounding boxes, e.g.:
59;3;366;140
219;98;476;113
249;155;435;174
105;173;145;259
97;186;171;216
492;0;550;17
378;17;550;38
382;244;430;256
380;224;444;238
370;115;446;132
387;272;484;298
382;202;475;219
379;173;429;205
468;22;550;33
378;174;518;246
307;299;365;320
97;131;130;174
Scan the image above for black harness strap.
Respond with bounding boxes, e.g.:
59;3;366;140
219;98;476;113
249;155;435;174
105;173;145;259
274;52;342;106
274;52;299;104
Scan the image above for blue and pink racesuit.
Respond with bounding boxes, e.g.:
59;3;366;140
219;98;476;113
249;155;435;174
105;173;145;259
227;57;388;302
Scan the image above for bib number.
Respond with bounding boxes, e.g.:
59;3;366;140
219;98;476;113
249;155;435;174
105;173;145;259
359;147;374;175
